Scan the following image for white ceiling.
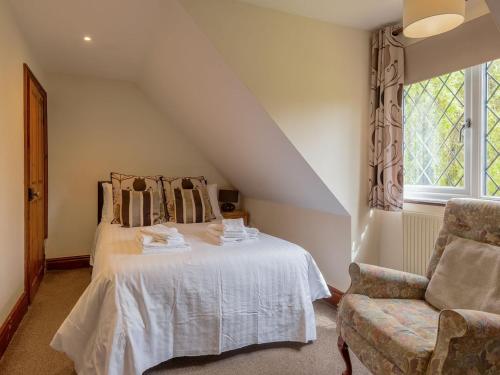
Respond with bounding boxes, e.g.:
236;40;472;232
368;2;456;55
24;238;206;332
7;0;491;81
8;0;163;81
240;0;490;30
240;0;403;30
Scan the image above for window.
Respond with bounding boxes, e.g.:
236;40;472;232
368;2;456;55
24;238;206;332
403;59;500;202
485;60;500;197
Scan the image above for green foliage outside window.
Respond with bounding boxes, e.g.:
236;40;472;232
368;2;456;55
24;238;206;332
403;71;465;188
403;59;500;198
485;60;500;197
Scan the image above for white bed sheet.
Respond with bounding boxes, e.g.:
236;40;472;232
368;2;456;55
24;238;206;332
51;222;330;375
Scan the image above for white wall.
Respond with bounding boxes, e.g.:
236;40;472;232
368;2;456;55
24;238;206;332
244;198;351;290
181;0;377;267
377;210;404;271
46;74;229;259
0;0;47;323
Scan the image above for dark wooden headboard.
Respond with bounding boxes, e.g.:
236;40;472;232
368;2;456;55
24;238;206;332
98;181;111;224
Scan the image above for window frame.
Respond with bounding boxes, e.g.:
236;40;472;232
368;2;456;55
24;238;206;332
403;62;500;204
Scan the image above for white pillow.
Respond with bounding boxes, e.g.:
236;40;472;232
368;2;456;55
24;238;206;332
425;234;500;314
101;183;114;223
207;184;222;219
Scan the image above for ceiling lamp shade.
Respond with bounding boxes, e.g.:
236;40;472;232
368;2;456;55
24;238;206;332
403;0;465;38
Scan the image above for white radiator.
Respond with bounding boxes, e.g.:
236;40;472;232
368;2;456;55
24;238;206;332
403;211;443;276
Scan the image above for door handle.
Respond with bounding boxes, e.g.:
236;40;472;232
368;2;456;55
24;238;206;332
28;188;40;201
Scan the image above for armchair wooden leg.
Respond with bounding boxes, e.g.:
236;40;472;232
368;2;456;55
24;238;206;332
337;336;352;375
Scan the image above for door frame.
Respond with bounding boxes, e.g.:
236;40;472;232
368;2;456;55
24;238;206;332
23;63;48;302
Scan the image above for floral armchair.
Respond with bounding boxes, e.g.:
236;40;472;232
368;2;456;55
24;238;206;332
336;199;500;375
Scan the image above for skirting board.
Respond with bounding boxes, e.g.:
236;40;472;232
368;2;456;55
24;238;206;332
323;285;344;307
46;255;90;270
0;292;28;360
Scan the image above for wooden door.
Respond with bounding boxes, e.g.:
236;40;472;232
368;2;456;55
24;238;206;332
24;64;47;302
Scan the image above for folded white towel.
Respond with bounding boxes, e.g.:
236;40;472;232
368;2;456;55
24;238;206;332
207;227;237;239
209;223;258;235
222;218;245;231
136;233;185;245
244;227;259;238
141;224;179;236
208;226;240;238
208;224;259;238
207;232;253;246
207;223;259;246
136;229;189;253
207;224;244;238
139;234;156;245
140;225;183;242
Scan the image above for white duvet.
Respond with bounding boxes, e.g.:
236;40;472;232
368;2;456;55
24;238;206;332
51;222;330;375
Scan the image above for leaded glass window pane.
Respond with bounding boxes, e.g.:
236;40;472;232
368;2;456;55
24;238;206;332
403;71;466;188
485;60;500;197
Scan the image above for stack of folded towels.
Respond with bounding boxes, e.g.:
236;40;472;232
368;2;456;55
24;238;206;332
136;224;189;253
207;218;259;246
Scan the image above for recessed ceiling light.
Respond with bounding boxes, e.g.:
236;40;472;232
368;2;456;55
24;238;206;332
83;36;92;42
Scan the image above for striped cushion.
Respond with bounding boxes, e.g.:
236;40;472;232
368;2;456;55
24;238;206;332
111;172;166;224
120;189;162;227
162;176;214;222
173;187;213;223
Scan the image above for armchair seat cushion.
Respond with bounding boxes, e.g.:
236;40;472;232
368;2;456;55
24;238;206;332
339;294;440;374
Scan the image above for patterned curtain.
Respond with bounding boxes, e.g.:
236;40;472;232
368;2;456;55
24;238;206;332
368;25;404;211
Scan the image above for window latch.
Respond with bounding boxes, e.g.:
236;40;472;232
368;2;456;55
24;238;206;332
459;118;472;143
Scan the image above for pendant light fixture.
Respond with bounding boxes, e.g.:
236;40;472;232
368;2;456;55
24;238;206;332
403;0;465;38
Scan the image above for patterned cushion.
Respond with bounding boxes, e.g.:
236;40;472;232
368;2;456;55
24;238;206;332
120;190;162;227
162;176;214;222
427;198;500;279
339;294;439;374
111;172;165;224
173;187;213;223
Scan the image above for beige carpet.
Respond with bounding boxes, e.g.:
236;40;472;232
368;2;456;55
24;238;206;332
0;269;370;375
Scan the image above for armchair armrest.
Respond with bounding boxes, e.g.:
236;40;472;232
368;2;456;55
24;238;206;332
346;262;429;299
428;309;500;374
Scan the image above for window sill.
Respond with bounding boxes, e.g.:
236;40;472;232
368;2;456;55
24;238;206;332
404;195;500;206
404;199;446;207
404;187;472;205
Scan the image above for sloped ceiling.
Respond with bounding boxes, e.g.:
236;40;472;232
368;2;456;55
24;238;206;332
239;0;403;30
486;0;500;30
239;0;490;30
7;0;348;215
139;0;347;215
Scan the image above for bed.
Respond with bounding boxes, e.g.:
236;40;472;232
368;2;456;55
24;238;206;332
50;182;330;375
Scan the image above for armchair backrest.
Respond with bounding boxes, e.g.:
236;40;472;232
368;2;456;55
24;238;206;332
426;198;500;279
